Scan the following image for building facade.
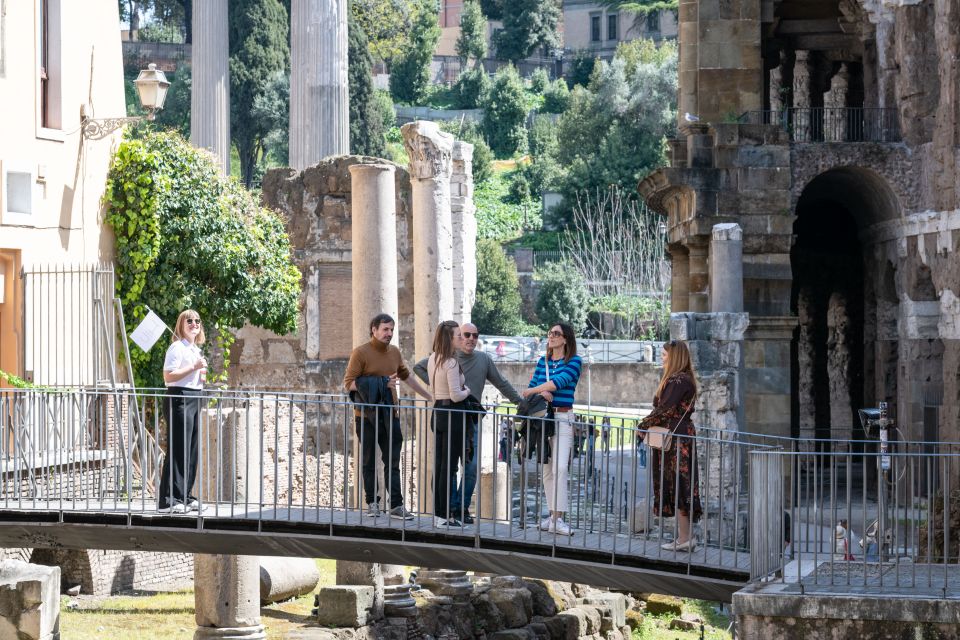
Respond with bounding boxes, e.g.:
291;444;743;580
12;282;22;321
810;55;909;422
0;0;125;385
639;0;959;443
562;1;678;58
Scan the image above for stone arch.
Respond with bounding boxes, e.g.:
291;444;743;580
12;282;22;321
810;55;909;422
30;548;95;595
790;167;900;442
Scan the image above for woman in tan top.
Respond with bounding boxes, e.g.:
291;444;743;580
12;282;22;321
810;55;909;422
428;320;472;527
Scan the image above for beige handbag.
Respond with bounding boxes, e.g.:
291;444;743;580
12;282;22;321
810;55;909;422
645;395;694;452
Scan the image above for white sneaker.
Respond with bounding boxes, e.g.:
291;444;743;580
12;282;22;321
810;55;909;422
160;503;188;514
540;517;553;532
434;516;462;527
553;517;572;536
186;499;200;511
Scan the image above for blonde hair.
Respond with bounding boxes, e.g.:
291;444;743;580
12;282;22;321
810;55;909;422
431;320;460;376
655;339;697;400
172;309;206;345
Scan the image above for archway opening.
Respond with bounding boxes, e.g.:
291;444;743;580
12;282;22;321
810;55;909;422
790;168;899;446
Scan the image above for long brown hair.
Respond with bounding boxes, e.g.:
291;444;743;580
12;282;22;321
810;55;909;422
547;323;578;363
655;339;697;400
431;320;460;377
172;309;206;345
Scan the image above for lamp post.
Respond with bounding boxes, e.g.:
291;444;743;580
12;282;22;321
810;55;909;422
81;63;170;139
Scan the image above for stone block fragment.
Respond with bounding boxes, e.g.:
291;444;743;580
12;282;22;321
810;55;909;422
315;585;375;628
580;593;626;627
259;556;320;604
556;608;589;637
0;560;60;640
523;580;558;617
644;594;683;617
489;588;533;628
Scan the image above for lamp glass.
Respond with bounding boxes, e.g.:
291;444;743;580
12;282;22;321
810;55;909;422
134;63;170;112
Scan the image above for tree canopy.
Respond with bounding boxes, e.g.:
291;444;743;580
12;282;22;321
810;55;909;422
494;0;562;64
105;131;301;388
389;0;441;103
456;0;488;66
349;12;387;157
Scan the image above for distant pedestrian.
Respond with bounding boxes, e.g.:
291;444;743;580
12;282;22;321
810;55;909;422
601;416;611;452
159;310;207;513
499;418;511;462
344;313;432;520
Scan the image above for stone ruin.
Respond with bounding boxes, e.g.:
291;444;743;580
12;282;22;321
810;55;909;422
639;0;960;446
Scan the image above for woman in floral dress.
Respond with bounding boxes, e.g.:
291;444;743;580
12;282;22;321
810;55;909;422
639;339;702;551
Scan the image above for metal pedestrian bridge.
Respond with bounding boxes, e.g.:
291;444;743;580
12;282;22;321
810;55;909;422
1;388;957;602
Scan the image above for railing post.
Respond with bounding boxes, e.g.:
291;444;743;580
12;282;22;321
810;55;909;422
750;450;784;581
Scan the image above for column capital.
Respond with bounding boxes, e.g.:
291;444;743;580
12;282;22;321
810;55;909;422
401;121;454;180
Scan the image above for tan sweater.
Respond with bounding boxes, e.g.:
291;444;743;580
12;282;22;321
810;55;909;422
427;354;471;402
343;338;411;404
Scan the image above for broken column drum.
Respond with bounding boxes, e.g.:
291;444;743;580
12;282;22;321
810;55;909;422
194;554;265;639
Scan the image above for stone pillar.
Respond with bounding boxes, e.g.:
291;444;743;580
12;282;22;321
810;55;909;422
769;56;784;114
477;461;510;521
687;239;709;313
451;141;477;324
336;562;385;621
670;244;690;313
709;223;743;313
827;291;854;441
824;64;849;142
349;163;399;345
676;0;698;129
190;0;230;174
792;50;812;142
289;0;349;170
194;555;265;639
796;289;817;442
401;121;455;357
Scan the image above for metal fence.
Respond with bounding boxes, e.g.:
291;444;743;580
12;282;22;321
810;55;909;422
20;264;116;387
739;108;901;143
0;386;766;575
751;445;960;596
478;336;664;364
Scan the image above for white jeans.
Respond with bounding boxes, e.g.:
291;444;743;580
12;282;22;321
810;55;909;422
544;411;574;514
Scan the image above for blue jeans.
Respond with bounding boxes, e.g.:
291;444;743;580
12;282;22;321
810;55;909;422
450;426;479;515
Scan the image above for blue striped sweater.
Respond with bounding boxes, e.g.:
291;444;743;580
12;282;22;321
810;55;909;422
528;355;582;408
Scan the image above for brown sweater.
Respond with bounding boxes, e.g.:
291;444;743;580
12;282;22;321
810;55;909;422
343;338;411;404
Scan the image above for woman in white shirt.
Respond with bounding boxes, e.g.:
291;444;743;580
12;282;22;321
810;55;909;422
158;309;207;513
427;320;472;527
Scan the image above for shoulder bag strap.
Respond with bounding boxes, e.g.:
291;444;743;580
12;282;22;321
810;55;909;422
671;392;696;433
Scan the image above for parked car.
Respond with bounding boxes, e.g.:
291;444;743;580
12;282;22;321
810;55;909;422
478;337;532;362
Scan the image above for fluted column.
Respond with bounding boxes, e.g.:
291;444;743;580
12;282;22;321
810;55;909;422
290;0;349;170
349;163;399;346
451;141;477;324
401;121;455;358
792;50;812;142
190;0;230;174
824;64;849;142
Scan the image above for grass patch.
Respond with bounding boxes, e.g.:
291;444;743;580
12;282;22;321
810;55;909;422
633;598;731;640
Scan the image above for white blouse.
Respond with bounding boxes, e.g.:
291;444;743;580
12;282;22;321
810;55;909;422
427;354;470;402
163;340;204;389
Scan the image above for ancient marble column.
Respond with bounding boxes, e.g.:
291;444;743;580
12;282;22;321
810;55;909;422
289;0;349;170
349;163;399;345
824;64;849;142
687;239;709;313
669;244;690;313
401;121;455;357
768;56;784;115
194;555;265;639
451;141;477;324
827;291;854;441
792;50;812;142
796;289;817;442
709;223;743;313
190;0;230;174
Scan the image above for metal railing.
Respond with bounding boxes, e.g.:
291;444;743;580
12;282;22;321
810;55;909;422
0;386;766;577
750;445;960;596
478;336;664;364
739;108;901;143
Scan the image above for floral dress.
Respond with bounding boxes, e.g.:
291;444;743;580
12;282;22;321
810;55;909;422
639;372;702;521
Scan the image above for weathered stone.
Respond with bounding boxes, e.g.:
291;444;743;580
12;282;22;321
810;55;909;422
669;614;703;631
644;594;682;617
314;585;375;628
488;629;533;640
539;614;575;640
0;560;60;640
523;580;558;617
471;592;506;633
625;609;644;631
555;608;588;637
259;556;320;604
416;569;472;599
490;576;526;590
489;588;533;628
527;621;550;639
195;554;265;639
580;593;626;628
528;579;577;612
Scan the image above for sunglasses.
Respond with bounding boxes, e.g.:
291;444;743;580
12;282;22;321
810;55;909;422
462;332;479;339
186;318;202;326
547;330;563;337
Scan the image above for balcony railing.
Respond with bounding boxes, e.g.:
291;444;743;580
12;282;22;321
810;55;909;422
739;108;901;143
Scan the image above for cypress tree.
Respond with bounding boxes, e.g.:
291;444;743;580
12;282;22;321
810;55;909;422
349;12;387;157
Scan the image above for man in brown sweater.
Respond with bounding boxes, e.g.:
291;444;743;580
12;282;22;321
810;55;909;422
344;313;431;519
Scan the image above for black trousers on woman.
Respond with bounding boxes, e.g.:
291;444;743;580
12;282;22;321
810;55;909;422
159;387;202;508
433;402;468;519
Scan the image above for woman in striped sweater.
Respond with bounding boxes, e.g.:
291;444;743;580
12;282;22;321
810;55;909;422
522;323;583;535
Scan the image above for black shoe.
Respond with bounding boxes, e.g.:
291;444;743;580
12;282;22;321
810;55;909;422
462;513;475;524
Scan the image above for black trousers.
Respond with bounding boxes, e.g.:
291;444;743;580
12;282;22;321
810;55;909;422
159;387;202;508
355;413;404;509
433;404;468;518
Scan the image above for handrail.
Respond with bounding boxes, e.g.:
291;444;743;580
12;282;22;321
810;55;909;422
738;108;901;143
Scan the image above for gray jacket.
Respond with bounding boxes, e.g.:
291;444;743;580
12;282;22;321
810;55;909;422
414;349;522;405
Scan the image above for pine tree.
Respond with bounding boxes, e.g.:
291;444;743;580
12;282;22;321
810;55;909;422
349;13;387;157
456;0;487;67
494;0;561;64
229;0;290;187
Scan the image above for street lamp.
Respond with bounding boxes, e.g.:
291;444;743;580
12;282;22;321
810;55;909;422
81;63;170;139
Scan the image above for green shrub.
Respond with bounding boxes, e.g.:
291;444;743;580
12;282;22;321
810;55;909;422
375;90;397;131
453;67;491;109
389;0;440;103
481;66;528;157
473;239;524;335
437;119;493;184
567;50;598;88
530;67;550;93
104;130;301;388
508;171;531;203
542;78;570;113
527;115;557;159
474;170;540;240
535;262;589;333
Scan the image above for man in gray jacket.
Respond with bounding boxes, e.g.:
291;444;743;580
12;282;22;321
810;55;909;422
414;322;522;523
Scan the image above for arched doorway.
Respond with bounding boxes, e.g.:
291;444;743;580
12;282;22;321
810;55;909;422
790;168;900;444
